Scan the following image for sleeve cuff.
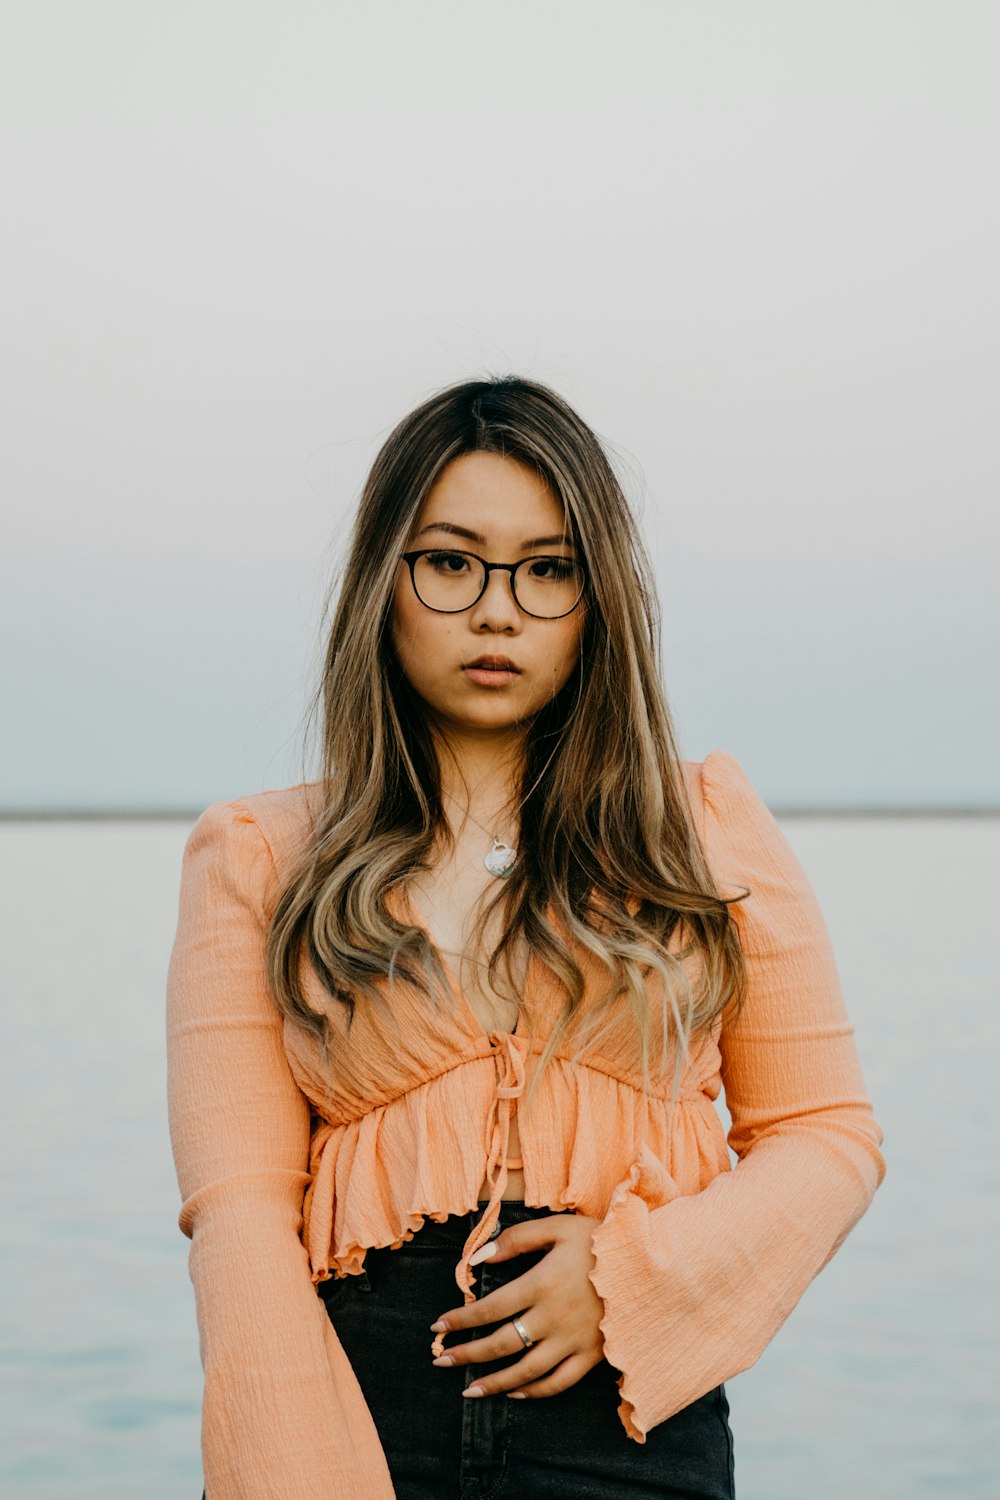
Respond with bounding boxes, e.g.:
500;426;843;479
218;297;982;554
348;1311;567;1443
586;1146;685;1443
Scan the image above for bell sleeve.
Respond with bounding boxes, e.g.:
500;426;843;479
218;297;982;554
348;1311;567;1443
166;800;395;1498
585;748;886;1441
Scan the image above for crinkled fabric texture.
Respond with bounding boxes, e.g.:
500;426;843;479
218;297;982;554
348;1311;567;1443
166;751;885;1497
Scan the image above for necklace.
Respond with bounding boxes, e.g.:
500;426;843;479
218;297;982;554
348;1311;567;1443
441;788;520;879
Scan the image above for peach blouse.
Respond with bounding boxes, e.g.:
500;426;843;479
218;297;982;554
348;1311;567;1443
166;749;886;1499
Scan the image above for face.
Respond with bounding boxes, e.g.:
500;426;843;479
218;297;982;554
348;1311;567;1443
391;451;587;741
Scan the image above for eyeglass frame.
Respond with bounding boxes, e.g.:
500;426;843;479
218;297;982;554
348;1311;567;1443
397;548;589;620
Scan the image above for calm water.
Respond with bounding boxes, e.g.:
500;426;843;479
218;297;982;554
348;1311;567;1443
0;817;996;1499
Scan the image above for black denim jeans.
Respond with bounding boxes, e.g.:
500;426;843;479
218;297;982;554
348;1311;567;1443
309;1198;735;1500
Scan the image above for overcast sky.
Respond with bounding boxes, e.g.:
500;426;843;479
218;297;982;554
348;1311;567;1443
3;1;997;811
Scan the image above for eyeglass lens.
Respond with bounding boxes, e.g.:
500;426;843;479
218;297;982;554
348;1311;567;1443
413;550;584;617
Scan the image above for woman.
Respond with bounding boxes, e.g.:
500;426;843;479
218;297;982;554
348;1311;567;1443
167;375;885;1499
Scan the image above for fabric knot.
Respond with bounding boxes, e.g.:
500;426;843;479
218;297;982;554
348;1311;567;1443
490;1028;527;1099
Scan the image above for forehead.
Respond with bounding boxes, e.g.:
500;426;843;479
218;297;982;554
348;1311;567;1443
414;452;571;544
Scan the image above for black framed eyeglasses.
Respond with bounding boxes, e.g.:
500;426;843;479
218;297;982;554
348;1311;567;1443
399;548;588;620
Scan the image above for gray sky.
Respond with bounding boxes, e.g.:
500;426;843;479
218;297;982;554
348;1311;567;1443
3;1;997;811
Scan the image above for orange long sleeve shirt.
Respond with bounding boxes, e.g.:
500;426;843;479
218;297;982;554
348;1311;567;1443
165;749;886;1498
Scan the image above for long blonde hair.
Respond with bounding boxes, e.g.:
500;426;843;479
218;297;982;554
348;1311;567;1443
266;375;747;1112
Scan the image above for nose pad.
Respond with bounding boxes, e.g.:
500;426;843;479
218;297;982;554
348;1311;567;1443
472;567;520;623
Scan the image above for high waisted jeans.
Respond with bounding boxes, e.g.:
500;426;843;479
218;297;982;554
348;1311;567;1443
309;1198;735;1500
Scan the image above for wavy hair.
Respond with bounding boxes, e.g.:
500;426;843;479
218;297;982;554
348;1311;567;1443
265;375;748;1115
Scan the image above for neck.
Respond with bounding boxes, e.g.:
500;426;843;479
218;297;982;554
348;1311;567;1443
431;724;527;834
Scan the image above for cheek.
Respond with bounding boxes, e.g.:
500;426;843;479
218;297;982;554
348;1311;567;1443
558;615;586;676
538;621;585;693
391;589;452;687
391;581;424;658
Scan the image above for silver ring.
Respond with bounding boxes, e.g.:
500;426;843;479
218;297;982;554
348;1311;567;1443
511;1315;534;1349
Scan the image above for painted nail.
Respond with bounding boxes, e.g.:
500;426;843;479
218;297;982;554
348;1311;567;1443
432;1355;454;1367
469;1242;497;1267
429;1320;447;1332
463;1384;484;1397
507;1392;526;1399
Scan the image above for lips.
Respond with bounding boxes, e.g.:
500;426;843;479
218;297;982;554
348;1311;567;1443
464;656;521;673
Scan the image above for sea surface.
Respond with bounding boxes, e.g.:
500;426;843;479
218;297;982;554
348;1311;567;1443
0;816;996;1499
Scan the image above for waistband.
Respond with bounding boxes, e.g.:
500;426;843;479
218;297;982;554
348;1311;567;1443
368;1200;571;1253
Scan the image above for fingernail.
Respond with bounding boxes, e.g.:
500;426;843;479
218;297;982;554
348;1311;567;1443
463;1384;484;1397
507;1392;526;1399
429;1320;447;1332
469;1242;497;1267
432;1355;454;1367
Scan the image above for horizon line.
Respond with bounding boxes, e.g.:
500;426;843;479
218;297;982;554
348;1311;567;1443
0;805;998;821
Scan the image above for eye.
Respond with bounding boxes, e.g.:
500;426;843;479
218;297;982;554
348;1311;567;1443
425;550;473;574
525;557;577;580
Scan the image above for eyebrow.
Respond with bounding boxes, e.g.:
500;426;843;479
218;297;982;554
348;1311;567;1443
414;521;576;549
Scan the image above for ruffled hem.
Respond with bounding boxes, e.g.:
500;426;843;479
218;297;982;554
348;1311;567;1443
586;1145;687;1443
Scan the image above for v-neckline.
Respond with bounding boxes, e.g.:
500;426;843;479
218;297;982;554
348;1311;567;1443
397;881;530;1041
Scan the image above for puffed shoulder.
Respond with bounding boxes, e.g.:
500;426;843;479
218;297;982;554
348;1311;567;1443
698;748;775;833
183;797;273;856
177;799;281;925
697;748;835;962
699;750;800;884
196;783;325;885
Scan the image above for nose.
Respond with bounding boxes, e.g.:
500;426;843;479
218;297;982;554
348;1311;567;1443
469;566;521;632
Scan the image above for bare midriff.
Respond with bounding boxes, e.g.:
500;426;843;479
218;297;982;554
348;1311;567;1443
476;1111;524;1200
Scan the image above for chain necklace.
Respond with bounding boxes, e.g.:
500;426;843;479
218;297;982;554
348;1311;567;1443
441;787;520;879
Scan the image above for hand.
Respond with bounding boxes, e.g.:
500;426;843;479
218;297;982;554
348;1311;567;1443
429;1213;607;1399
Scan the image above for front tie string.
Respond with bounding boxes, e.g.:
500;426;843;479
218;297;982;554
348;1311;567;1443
452;1030;529;1307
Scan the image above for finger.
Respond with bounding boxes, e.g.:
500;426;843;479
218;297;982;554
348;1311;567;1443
430;1271;540;1337
469;1212;570;1267
504;1350;597;1399
432;1314;547;1369
460;1344;560;1399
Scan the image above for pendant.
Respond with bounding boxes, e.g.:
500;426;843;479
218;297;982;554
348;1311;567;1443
484;838;517;878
